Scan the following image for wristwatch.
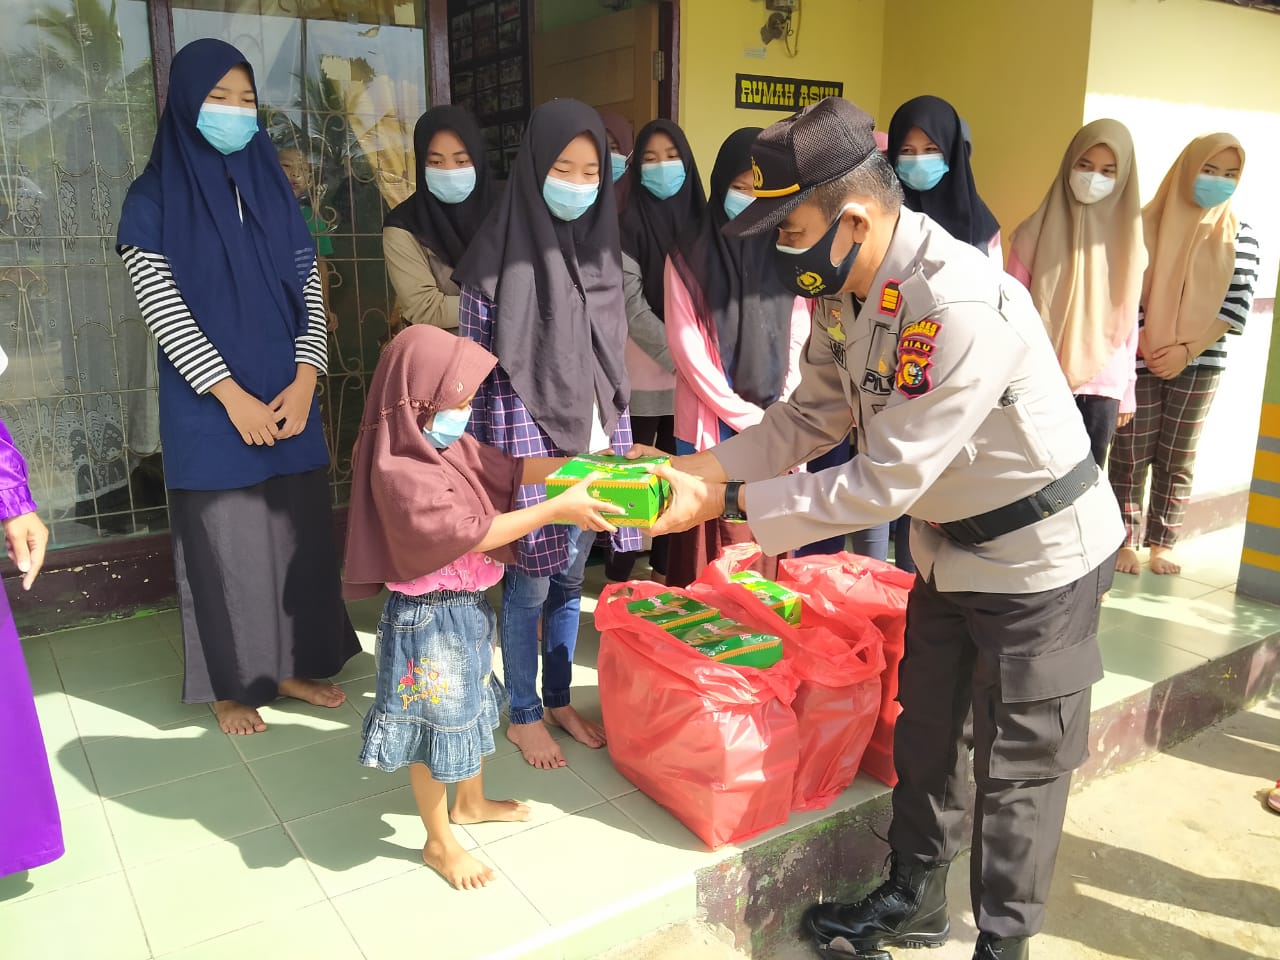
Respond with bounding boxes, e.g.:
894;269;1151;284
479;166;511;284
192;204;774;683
722;480;747;523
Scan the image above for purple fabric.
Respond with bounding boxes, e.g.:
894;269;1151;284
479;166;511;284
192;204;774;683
0;422;62;877
460;286;641;576
0;421;37;521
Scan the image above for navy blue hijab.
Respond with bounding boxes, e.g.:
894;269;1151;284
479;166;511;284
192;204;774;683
117;39;316;402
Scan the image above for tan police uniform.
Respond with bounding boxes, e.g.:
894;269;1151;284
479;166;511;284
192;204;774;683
713;207;1123;939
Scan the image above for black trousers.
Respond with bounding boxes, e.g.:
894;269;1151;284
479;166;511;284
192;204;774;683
887;555;1114;939
1075;394;1120;469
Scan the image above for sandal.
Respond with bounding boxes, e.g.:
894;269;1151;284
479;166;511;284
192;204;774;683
1268;780;1280;814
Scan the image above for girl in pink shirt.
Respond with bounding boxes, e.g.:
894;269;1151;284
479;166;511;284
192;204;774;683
342;325;618;891
662;128;812;586
1008;119;1144;467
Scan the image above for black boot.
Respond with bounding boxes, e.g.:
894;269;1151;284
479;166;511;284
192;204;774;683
974;933;1028;959
804;852;950;956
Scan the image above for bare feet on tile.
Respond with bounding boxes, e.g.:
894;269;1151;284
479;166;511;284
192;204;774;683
506;719;567;769
1115;546;1142;575
546;704;606;749
423;839;494;890
451;797;531;825
214;700;267;735
1148;545;1182;576
279;677;347;708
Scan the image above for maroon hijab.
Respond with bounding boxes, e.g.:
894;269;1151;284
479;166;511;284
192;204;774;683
342;325;523;599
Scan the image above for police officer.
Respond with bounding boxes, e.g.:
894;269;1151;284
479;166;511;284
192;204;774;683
641;98;1122;960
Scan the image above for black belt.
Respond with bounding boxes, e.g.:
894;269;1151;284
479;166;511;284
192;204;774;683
929;457;1099;546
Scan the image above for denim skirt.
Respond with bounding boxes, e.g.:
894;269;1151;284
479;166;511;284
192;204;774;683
358;590;505;782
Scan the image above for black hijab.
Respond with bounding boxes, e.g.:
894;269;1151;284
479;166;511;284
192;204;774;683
619;120;707;321
670;128;795;409
452;99;629;455
887;95;999;249
384;105;495;267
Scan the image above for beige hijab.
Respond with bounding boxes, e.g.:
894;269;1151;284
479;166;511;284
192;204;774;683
1010;119;1145;389
1140;133;1243;351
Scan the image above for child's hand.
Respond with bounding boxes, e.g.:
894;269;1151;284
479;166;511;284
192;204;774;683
552;475;624;533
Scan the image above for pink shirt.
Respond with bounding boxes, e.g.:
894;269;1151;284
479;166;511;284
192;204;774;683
1007;251;1137;414
387;552;505;596
663;257;813;451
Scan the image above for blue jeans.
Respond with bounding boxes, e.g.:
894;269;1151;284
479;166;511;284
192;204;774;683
795;436;853;557
500;525;595;724
850;520;916;572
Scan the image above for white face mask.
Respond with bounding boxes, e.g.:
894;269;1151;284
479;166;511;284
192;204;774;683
1069;170;1116;205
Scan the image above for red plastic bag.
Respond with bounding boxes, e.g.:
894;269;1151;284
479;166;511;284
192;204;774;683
779;553;914;786
691;544;886;811
594;581;800;849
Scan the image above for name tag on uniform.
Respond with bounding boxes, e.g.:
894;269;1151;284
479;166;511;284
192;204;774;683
824;304;848;370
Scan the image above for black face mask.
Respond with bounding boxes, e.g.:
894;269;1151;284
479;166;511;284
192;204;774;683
773;206;860;298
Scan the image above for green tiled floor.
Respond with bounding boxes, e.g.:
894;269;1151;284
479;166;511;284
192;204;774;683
2;526;1275;960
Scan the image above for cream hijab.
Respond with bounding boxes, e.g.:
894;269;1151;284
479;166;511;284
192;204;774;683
1010;119;1145;389
1140;133;1243;351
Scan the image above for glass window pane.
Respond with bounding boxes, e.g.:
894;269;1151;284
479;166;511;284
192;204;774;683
0;0;163;548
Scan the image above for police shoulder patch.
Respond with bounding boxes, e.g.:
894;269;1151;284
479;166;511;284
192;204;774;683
895;315;941;398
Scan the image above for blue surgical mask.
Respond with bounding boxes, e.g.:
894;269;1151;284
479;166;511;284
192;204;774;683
543;175;599;221
723;189;755;221
1193;174;1237;209
425;165;476;204
196;103;259;155
610;153;628;183
896;154;949;192
424;406;472;449
641;159;686;199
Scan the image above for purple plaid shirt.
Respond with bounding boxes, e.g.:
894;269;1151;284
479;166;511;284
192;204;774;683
460;286;641;576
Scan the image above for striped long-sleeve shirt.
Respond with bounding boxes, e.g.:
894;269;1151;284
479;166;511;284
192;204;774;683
120;244;329;394
1137;222;1260;373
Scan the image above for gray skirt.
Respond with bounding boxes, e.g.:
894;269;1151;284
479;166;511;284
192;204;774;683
170;468;360;706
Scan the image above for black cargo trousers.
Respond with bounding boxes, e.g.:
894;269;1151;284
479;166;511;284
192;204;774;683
887;553;1116;939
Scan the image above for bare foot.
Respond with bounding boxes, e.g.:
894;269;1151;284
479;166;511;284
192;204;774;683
423;839;494;890
214;700;267;735
451;797;531;825
1149;546;1181;576
546;704;606;749
279;677;346;708
505;720;566;769
1115;546;1142;575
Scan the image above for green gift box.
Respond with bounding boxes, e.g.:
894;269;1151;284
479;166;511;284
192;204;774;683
626;592;721;636
545;455;671;528
730;571;803;626
681;617;784;669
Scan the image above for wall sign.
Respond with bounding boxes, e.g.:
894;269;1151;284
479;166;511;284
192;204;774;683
735;73;843;112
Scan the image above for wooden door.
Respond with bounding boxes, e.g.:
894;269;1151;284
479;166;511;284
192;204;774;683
531;5;661;133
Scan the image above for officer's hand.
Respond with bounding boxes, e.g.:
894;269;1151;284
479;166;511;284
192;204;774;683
623;444;665;460
649;464;724;536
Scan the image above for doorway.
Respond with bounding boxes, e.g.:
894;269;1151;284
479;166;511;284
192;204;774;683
530;0;679;134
